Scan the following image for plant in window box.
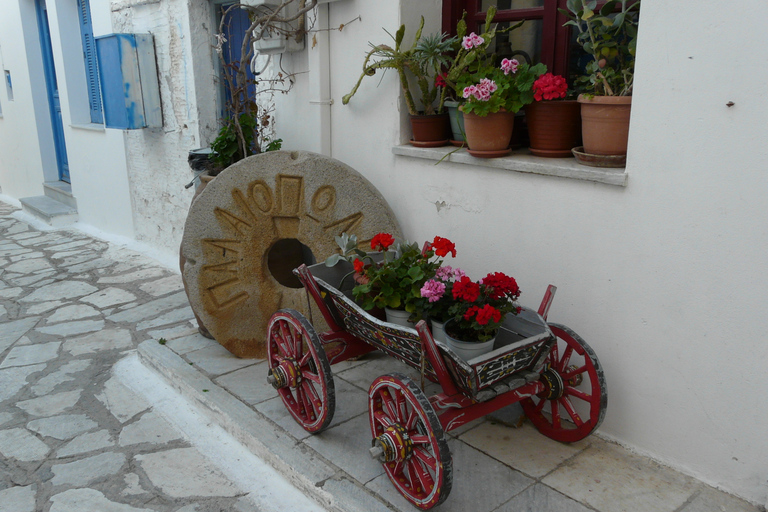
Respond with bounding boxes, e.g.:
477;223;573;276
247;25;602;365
342;19;457;146
442;272;522;361
523;71;582;157
561;0;640;159
349;233;456;327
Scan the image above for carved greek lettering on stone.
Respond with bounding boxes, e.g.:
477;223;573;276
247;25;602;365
181;151;401;358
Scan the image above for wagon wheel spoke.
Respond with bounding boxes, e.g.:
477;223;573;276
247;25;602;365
412;445;437;469
382;391;399;422
405;408;418;431
408;457;434;493
561;364;587;380
301;380;321;417
551;399;561;429
566;387;592;403
297;382;317;420
294;326;304;361
302;369;321;385
298;351;312;368
373;410;392;429
279;322;294;357
533;397;546;413
410;434;430;445
558;345;574;372
559;397;584;427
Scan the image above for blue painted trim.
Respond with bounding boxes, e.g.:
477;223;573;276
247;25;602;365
36;0;70;183
77;0;103;124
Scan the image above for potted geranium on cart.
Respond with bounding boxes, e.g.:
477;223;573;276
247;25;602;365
345;233;457;326
442;272;522;361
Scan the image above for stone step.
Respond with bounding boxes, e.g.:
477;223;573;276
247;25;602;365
43;181;78;209
19;195;78;227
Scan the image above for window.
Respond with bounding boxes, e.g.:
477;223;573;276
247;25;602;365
76;0;102;124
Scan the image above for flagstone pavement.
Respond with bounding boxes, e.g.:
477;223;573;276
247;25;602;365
0;199;764;512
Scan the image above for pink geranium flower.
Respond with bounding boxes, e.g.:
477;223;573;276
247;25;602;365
500;58;519;75
461;32;485;50
420;280;446;303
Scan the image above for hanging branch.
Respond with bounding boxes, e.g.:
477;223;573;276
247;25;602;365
214;0;318;166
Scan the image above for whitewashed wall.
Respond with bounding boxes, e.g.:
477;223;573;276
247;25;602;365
110;0;220;253
0;0;56;199
274;0;768;506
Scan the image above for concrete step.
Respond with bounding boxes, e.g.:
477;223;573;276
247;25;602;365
19;195;78;227
43;181;78;209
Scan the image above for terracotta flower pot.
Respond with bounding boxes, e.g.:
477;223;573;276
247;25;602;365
577;95;632;156
524;100;582;157
460;107;515;158
409;113;450;146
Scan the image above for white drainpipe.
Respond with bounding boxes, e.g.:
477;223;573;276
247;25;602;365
307;3;332;157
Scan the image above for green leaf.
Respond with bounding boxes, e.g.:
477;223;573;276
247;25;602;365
407;267;424;280
387;295;401;308
600;1;617;16
324;254;342;267
582;8;594;20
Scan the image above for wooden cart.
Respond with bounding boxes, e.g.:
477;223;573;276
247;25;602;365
266;261;607;509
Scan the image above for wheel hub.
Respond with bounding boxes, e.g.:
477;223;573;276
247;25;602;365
540;366;565;400
268;358;301;389
371;424;412;463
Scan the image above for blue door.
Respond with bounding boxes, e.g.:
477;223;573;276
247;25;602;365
219;4;257;116
36;0;70;183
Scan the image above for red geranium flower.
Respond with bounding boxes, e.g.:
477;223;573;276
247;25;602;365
463;306;480;321
435;73;447;88
475;304;502;325
452;276;480;302
353;258;364;274
481;272;520;300
370;233;395;251
533;73;568;102
431;236;456;258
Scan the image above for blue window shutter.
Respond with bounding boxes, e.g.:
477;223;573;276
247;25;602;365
77;0;102;123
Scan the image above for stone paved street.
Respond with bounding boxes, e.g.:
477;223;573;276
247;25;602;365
0;202;319;512
1;200;765;512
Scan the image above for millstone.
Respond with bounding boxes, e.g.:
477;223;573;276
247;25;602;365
181;151;401;358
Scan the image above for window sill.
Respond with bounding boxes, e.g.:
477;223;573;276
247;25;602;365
392;145;628;187
70;122;105;132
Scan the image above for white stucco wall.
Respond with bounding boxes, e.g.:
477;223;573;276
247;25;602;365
0;0;56;199
109;0;220;254
274;0;768;506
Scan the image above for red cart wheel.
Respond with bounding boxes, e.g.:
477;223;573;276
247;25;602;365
368;373;452;510
267;309;334;433
521;323;607;443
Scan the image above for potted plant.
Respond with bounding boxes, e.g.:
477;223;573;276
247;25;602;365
523;71;582;157
348;233;457;326
561;0;640;157
442;272;522;361
415;265;468;342
441;9;545;157
342;19;456;146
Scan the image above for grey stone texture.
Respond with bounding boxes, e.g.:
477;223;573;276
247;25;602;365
0;200;761;512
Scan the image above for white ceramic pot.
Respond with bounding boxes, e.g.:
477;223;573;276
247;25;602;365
444;322;496;361
430;319;447;343
385;308;412;328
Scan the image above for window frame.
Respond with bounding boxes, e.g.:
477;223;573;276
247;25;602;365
442;0;572;76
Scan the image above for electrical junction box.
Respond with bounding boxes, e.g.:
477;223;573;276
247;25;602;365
95;33;161;129
239;0;309;54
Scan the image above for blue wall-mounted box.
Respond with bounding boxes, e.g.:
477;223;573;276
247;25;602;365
95;33;161;129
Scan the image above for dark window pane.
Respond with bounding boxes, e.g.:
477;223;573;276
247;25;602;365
481;0;545;9
489;19;543;65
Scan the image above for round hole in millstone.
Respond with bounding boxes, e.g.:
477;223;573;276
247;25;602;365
267;238;317;288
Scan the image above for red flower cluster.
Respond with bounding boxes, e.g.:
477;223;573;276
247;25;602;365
353;258;365;273
452;276;480;302
533;73;568;101
481;272;521;300
435;73;447;88
431;236;456;258
370;233;395;251
463;304;502;326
